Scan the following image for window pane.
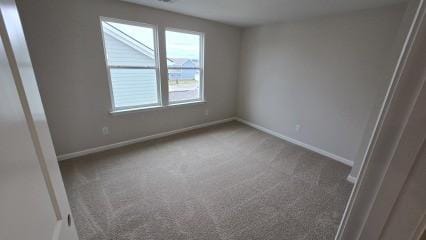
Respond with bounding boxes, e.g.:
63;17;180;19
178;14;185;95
166;30;200;67
101;19;160;110
110;68;159;108
102;21;156;67
166;30;202;103
168;69;200;103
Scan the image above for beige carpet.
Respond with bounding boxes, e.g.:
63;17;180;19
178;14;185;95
60;121;353;240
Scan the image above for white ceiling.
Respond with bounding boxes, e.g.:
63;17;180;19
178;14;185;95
122;0;406;27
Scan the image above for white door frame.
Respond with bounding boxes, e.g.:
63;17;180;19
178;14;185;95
336;0;426;239
0;0;79;239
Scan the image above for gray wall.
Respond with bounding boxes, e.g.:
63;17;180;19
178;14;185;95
237;4;406;169
17;0;408;174
17;0;241;155
348;1;417;178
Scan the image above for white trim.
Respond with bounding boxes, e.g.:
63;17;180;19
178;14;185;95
337;1;426;239
57;118;235;161
109;100;206;116
59;116;356;182
346;174;357;184
235;117;354;167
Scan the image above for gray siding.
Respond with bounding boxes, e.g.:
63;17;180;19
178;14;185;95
110;68;158;108
169;61;198;80
103;32;158;108
103;33;155;66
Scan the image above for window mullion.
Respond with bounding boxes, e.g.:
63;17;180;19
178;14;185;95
108;65;157;69
167;67;201;70
157;25;169;106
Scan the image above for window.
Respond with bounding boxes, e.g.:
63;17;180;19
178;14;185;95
100;19;161;111
100;18;205;113
166;29;204;104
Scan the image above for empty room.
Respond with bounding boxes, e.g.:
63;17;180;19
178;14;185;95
1;0;425;240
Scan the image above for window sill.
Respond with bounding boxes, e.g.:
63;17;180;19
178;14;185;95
167;100;206;108
109;100;206;116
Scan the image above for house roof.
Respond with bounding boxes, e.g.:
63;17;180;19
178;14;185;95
103;22;175;64
103;23;201;67
170;58;199;67
170;58;190;66
103;22;155;59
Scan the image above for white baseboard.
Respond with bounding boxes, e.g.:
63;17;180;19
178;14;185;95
346;174;357;184
235;117;354;167
57;117;236;161
58;116;356;183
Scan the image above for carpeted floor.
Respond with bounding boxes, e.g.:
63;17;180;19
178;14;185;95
60;121;353;240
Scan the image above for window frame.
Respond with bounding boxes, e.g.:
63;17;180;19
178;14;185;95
165;27;205;105
99;17;206;114
99;17;163;112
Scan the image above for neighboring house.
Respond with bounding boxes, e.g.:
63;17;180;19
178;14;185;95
168;58;199;81
103;22;195;82
102;22;159;107
102;22;158;66
102;23;198;107
103;23;201;107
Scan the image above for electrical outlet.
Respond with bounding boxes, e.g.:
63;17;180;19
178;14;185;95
102;126;110;136
295;124;301;132
204;109;209;116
